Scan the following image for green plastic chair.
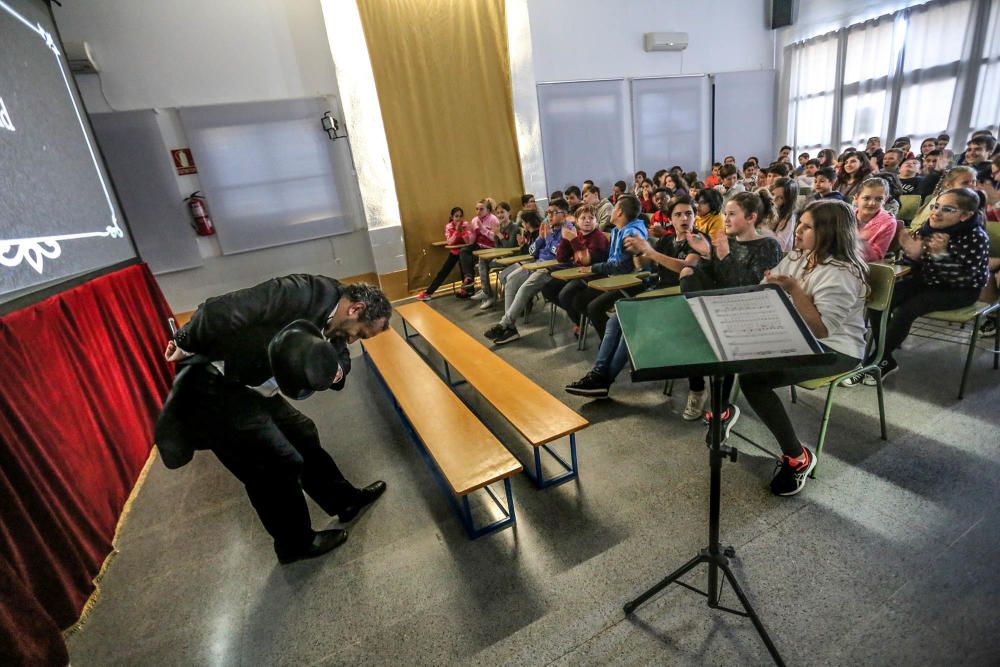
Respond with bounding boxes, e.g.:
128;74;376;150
919;221;1000;399
789;263;896;476
897;194;922;223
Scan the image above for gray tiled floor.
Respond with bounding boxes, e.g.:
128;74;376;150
67;295;1000;666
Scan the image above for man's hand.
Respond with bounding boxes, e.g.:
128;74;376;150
926;232;950;256
765;271;801;294
561;224;577;241
688;232;711;257
164;340;193;362
624;236;654;257
712;229;730;259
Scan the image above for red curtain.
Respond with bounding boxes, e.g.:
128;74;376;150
0;264;174;665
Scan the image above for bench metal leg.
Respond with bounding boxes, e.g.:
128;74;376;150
460;479;516;539
549;302;557;336
578;315;589;351
402;319;417;340
525;433;579;489
443;360;466;387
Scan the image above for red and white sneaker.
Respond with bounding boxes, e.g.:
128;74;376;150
415;291;432;302
770;446;817;496
702;404;740;444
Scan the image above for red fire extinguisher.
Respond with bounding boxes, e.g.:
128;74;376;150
185;191;216;236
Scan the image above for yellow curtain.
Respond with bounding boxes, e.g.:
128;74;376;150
357;0;524;291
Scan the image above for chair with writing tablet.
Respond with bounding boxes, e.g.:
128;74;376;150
788;263;895;476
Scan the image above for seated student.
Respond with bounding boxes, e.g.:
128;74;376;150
865;136;885;168
653;169;669;189
483;199;569;345
457;198;499;297
965;134;996;184
810;166;847;201
919;149;945;197
564;194;649;338
723;155;742;178
564;195;702;398
763;177;799;252
766;161;792;189
795;152;810;175
882;148;904;173
678;191;784;418
705;163;723;189
892;136;913;158
742;161;759;190
778;145;793;164
855;188;991;382
664;172;689;197
417;206;470;301
734;200;870;495
648;188;671;237
715;164;746;202
852;177;898;261
919;137;937;158
514;193;537;226
873;170;903;217
910;165;977;229
632;171;647;196
583;184;614;230
564;185;583;210
548;190;564;207
542;204;610;337
694;187;726;239
471;201;520;309
689;181;705;199
936;134;950;151
611;180;628;205
495;210;541;291
835;151;872;201
639;179;656;214
898;156;923;195
797;158;820;189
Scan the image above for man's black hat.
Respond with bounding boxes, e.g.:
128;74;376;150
268;320;340;400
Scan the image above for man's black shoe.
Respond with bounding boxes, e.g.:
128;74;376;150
338;480;387;522
276;529;348;565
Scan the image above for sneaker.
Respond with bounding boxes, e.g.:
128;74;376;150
415;291;432;302
572;325;581;339
703;404;741;444
770;446;817;496
470;290;487;301
492;325;520;345
456;288;473;299
840;370;868;387
484;323;507;340
565;371;611;398
979;319;997;338
862;358;898;386
682;389;708;421
478;297;495;310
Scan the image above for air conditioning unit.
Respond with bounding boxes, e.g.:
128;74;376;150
63;41;99;74
643;32;688;52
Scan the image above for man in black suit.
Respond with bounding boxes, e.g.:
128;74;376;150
161;275;392;564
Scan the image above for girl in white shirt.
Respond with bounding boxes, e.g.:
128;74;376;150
741;200;869;496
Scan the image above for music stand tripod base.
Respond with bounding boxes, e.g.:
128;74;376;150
623;375;786;667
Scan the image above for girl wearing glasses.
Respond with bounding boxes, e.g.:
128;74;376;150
866;188;991;380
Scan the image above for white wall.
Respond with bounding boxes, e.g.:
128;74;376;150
528;0;775;82
52;0;378;312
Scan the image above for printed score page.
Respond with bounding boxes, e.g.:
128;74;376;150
688;289;816;361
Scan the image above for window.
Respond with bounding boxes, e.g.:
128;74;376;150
783;0;994;154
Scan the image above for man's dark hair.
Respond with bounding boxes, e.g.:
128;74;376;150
925;149;942;159
653;187;669;198
816;166;837;181
614;180;627;190
780;145;792;152
969;135;997;153
521;211;542;229
551;197;570;213
342;283;392;327
937;133;950;141
582;179;594;187
549;190;563;200
520;210;542;228
719;164;738;179
885;148;904;160
520;193;535;206
616;193;641;221
798;152;810;159
564;185;582;198
695;187;723;215
769;162;791;176
588;184;601;197
806;158;821;167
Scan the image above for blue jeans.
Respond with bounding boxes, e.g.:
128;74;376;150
592;315;630;382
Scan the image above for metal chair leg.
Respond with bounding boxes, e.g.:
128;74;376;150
958;314;982;399
812;384;838;478
578;314;589;351
875;372;887;441
548;302;557;336
790;385;798;403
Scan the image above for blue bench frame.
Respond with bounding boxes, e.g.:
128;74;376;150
363;346;517;539
401;319;581;489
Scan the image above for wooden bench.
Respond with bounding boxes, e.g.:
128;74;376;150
363;328;523;538
396;302;589;488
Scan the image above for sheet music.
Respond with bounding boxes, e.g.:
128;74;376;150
688;290;815;361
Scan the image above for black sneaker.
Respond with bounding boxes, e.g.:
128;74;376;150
565;372;611;398
770;446;817;496
484;324;507;340
863;358;898;386
702;404;740;444
492;325;521;345
840;370;868;387
979;319;997;338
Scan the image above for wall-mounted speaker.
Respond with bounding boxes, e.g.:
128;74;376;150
769;0;796;29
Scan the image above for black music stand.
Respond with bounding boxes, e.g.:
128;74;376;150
616;285;837;667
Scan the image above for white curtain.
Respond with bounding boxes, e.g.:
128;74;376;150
840;15;904;151
785;32;838;153
970;0;1000;135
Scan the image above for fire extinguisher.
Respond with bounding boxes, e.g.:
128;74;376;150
185;191;216;236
